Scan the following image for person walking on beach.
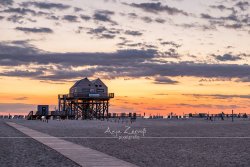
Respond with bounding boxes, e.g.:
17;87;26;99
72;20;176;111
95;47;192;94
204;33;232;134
209;115;212;121
221;112;224;121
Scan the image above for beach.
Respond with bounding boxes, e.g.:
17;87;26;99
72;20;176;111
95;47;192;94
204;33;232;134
0;120;80;167
1;118;250;167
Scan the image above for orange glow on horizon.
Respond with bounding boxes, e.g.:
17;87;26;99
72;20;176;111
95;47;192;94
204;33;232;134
0;76;249;116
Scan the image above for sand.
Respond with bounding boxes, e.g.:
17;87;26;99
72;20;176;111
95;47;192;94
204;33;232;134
3;118;250;167
0;120;80;167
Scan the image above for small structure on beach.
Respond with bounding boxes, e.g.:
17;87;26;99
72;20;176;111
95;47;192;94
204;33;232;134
37;105;49;116
58;78;114;119
26;105;49;120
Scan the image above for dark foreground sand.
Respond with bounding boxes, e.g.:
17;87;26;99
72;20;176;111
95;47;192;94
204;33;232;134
0;120;80;167
4;118;250;167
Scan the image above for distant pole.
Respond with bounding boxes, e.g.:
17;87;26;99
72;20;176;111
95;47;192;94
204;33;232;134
232;110;234;122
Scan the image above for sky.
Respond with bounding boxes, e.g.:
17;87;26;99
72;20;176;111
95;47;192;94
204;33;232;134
0;0;250;115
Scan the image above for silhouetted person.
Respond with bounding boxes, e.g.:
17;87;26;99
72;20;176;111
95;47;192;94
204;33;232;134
211;114;214;121
221;113;224;120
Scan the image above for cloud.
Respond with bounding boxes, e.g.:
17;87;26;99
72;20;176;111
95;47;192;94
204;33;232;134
160;41;181;48
134;63;250;79
183;94;250;99
74;7;83;12
129;2;188;16
15;27;53;34
201;13;214;19
124;30;142;36
155;93;168;96
86;26;120;39
154;76;178;84
62;15;78;22
36;70;94;81
0;41;156;65
235;1;249;11
96;10;114;15
145;107;165;110
46;15;60;20
213;54;242;61
0;40;42;56
13;97;28;100
0;70;44;77
199;78;231;82
210;5;234;12
1;41;250;82
224;24;243;29
116;38;158;49
0;0;13;6
2;7;36;15
104;0;117;3
155;18;166;23
159;48;180;58
80;14;91;21
141;16;153;23
236;76;250;83
201;13;239;22
139;16;168;24
127;12;138;18
175;103;238;109
174;22;216;31
226;46;234;49
200;11;249;31
93;10;117;24
21;2;70;10
7;15;36;23
7;15;24;23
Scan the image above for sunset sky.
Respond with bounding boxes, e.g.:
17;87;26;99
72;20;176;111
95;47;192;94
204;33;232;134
0;0;250;115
